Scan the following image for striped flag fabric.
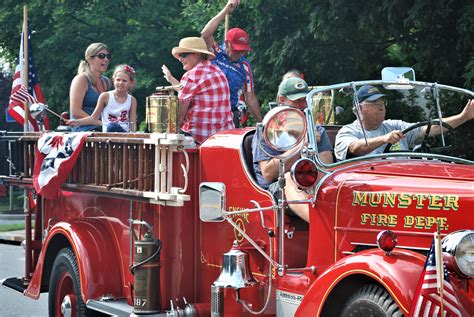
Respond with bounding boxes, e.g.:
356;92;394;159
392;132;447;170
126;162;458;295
410;240;462;317
9;84;37;104
8;19;49;131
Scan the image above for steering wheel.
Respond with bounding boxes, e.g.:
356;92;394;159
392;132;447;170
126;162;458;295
383;120;455;154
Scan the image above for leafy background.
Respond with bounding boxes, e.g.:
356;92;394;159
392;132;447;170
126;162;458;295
0;0;472;135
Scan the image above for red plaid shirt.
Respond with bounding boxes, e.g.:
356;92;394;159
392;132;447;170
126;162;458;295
179;60;234;143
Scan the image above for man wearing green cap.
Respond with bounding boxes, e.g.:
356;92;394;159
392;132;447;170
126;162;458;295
251;77;333;222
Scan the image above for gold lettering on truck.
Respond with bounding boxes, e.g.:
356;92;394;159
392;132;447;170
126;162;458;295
353;191;459;231
352;191;459;211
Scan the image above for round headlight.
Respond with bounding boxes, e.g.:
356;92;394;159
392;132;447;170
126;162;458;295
262;106;307;151
442;230;474;277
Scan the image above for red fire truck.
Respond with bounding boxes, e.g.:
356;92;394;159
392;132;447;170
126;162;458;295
1;68;473;316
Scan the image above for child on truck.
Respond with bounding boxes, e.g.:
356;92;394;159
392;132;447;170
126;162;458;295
68;64;138;132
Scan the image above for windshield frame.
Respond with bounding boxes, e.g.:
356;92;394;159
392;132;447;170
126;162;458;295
304;80;474;172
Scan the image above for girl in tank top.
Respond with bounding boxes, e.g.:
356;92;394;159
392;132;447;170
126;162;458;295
68;64;137;132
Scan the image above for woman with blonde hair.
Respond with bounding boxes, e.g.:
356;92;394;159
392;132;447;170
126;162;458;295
68;64;137;132
69;43;112;131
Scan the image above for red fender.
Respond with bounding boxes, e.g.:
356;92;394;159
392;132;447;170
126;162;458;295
25;218;124;301
295;248;425;316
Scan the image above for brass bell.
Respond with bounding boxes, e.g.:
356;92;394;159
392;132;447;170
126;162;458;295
213;241;257;289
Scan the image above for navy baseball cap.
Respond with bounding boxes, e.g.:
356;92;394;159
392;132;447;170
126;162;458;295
357;85;386;102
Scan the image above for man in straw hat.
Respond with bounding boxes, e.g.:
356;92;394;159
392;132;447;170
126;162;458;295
201;0;263;127
162;37;234;144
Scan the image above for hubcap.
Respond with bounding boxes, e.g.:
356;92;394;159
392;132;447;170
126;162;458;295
61;295;72;317
56;271;77;317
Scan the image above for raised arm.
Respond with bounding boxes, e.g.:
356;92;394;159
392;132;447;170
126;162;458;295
162;65;180;87
201;0;240;49
422;99;474;136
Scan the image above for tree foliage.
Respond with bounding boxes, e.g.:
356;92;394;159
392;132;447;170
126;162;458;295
0;0;472;128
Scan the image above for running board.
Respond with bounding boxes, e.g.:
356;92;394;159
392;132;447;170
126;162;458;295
1;277;28;294
87;299;169;317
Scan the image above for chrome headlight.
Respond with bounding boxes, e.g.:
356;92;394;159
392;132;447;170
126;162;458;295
262;106;307;152
442;230;474;277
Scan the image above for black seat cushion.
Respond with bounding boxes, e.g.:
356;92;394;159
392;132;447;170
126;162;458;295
242;131;256;180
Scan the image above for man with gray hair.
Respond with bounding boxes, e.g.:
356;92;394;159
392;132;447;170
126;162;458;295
335;85;474;160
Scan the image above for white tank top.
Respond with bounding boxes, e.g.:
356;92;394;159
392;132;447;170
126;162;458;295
101;91;132;132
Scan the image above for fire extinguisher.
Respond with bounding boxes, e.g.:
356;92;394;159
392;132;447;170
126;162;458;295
129;220;162;315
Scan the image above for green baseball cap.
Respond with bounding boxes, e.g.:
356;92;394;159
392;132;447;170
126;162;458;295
278;77;310;100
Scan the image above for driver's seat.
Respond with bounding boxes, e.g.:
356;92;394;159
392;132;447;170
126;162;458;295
242;130;256;181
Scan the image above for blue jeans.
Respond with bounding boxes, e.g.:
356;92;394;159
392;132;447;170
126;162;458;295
106;122;127;132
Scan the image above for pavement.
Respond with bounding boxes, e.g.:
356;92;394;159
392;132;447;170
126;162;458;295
0;230;26;243
0;214;28;244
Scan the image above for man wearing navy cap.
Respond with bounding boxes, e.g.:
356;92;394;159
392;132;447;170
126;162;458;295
201;0;263;127
335;85;474;160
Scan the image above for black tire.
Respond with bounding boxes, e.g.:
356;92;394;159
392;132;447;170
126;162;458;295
49;247;88;317
340;284;404;317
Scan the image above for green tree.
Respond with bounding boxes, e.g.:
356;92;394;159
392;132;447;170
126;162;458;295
0;0;186;127
0;0;472;128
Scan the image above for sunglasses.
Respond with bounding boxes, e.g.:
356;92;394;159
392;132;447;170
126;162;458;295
93;53;111;60
178;52;192;58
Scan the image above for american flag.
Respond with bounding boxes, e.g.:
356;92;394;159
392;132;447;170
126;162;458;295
8;19;49;131
10;84;37;104
410;241;462;317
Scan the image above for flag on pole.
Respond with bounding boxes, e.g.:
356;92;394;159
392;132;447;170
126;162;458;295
8;19;50;131
10;84;37;104
33;132;89;199
409;240;462;317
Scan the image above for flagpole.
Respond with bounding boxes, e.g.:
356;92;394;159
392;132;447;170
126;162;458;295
22;5;33;284
435;224;445;317
22;6;29;133
225;14;229;36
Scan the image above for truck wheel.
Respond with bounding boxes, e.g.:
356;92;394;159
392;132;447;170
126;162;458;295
49;247;87;317
340;284;403;317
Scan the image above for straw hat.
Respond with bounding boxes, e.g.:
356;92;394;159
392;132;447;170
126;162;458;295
172;37;215;59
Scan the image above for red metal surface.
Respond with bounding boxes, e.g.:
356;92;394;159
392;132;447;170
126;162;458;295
18;128;473;315
295;248;425;316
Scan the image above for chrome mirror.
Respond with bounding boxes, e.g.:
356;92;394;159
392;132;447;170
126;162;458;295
30;103;62;120
262;106;307;151
381;67;415;90
199;182;226;222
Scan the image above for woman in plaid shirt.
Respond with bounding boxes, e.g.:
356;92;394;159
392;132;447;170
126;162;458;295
162;37;234;144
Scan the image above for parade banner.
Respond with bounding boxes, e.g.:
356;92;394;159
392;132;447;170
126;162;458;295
33;132;89;199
